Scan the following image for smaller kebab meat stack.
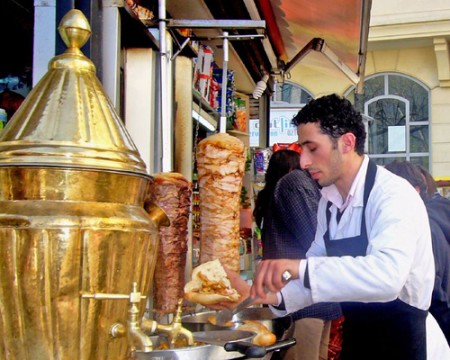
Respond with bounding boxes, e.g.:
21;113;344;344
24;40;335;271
196;133;246;273
151;172;192;316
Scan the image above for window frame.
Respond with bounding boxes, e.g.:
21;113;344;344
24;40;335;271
345;72;431;168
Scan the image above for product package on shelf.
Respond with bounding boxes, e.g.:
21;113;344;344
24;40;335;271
193;45;214;102
212;68;236;127
208;77;220;110
253;147;272;183
125;0;154;20
233;95;248;132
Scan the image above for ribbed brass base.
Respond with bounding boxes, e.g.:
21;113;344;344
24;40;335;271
0;167;161;359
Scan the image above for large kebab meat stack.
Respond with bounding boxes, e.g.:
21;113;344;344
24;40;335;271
152;172;192;316
196;132;246;273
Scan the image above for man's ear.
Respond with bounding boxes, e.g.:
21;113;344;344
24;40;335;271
341;132;356;153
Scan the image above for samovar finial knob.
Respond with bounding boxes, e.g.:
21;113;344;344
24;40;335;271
57;8;91;51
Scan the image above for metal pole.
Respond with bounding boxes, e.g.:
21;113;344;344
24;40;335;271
219;31;229;133
159;0;172;171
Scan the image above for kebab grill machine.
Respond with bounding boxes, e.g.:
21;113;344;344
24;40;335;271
0;8;295;359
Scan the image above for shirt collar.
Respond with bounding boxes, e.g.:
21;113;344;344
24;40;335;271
321;155;369;211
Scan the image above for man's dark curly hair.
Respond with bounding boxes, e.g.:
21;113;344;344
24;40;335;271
292;94;366;155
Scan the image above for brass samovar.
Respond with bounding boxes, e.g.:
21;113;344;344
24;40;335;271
0;9;169;359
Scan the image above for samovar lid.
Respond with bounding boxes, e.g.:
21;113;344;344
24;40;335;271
0;9;149;176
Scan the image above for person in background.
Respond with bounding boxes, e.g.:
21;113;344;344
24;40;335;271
385;160;450;344
253;148;301;234
416;164;450;246
416;163;441;198
246;94;448;359
253;147;342;360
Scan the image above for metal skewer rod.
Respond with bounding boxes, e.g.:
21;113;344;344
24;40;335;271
219;31;229;133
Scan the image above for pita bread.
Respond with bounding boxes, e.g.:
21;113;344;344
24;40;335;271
184;259;240;306
237;320;277;346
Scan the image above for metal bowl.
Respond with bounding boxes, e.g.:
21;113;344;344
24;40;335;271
180;307;295;359
135;307;295;360
181;307;286;335
134;330;254;360
135;343;228;360
181;310;238;332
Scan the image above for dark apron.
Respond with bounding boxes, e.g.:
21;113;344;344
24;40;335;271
324;160;427;360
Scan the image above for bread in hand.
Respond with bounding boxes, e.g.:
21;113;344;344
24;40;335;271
184;259;240;305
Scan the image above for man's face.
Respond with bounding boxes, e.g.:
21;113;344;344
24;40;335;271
297;122;343;188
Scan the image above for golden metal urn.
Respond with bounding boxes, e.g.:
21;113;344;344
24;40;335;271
0;9;168;360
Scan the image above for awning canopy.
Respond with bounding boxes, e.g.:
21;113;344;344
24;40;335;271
167;0;372;93
259;0;371;84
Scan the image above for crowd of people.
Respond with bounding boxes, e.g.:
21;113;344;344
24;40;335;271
217;94;450;359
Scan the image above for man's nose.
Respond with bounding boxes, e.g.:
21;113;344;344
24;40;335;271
300;154;310;169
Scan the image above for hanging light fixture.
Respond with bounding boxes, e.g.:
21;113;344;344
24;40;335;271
252;74;269;99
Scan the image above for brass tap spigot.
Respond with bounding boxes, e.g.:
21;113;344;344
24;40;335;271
141;299;194;348
127;283;154;352
82;282;154;352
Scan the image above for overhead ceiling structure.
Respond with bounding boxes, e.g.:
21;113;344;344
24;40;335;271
257;0;371;84
167;0;371;94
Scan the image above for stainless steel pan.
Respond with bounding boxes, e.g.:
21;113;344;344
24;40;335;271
134;330;254;360
180;307;296;359
181;307;291;334
193;330;254;346
193;329;296;358
135;308;295;359
135;329;295;360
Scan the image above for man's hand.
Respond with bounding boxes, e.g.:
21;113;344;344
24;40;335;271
250;259;300;300
224;266;251;299
207;266;251;310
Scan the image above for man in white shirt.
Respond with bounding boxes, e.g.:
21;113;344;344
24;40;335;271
249;94;439;359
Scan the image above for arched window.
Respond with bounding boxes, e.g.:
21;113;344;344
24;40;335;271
271;81;313;107
346;73;430;168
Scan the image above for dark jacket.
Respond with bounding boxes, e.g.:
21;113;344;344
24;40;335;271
425;194;450;343
425;193;450;246
261;169;341;321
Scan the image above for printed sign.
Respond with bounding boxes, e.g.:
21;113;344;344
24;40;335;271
249;109;300;147
269;108;300;145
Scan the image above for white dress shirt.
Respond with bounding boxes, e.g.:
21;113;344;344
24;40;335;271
271;155;435;317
